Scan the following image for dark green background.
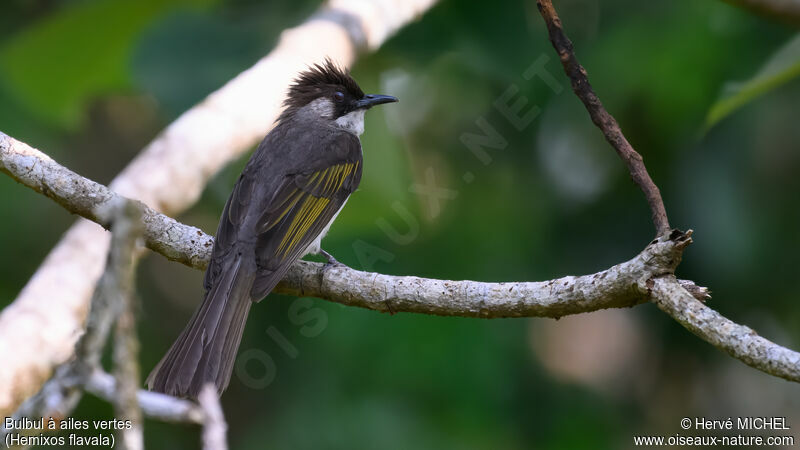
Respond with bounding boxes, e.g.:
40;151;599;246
2;0;799;448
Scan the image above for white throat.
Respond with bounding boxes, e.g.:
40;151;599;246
334;109;366;136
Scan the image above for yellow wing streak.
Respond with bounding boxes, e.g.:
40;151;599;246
336;163;353;191
275;163;357;258
277;196;316;256
313;168;328;191
295;197;329;249
323;165;339;195
264;190;303;230
278;199;304;255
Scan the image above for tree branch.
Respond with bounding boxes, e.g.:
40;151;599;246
651;276;800;382
0;0;439;417
2;0;799;426
85;371;203;424
108;202;144;450
198;385;228;450
536;0;670;237
12;131;800;388
0;132;212;269
535;0;800;382
0;132;701;320
1;199;201;447
1;368;203;448
6;134;799;386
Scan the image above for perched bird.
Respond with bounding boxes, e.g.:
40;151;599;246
147;59;397;398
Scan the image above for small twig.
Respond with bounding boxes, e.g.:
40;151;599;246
85;371;203;424
678;278;711;302
1;364;83;448
1;199;201;445
536;0;671;237
73;202;133;371
113;308;144;450
198;384;228;450
2;200;143;437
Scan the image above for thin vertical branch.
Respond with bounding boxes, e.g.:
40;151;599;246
198;384;228;450
73;199;140;372
536;0;671;236
108;201;144;450
2;198;144;446
113;310;144;450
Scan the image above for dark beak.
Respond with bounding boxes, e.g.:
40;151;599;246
356;94;398;109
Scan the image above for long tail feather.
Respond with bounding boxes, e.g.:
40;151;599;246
147;254;254;399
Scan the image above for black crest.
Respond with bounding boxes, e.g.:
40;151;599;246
279;59;365;121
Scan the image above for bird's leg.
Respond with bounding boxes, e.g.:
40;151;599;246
319;248;341;266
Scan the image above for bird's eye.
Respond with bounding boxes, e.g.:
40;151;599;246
333;91;345;102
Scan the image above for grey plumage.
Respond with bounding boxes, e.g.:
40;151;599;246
146;60;396;399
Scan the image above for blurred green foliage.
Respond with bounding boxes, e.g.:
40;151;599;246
1;0;800;448
0;0;218;127
706;33;800;129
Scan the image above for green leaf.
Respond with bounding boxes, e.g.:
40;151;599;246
706;33;800;129
0;0;216;128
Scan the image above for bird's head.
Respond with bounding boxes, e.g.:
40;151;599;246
279;59;397;135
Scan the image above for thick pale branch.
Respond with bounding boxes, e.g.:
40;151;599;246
0;132;213;269
0;132;693;319
278;237;684;318
4;131;800;388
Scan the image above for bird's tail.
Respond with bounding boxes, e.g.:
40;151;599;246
146;255;254;399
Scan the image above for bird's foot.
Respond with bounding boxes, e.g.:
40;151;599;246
319;249;341;267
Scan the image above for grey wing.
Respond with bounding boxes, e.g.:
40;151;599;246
203;172;255;292
248;141;362;299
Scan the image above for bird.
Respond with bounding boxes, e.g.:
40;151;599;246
146;59;398;399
